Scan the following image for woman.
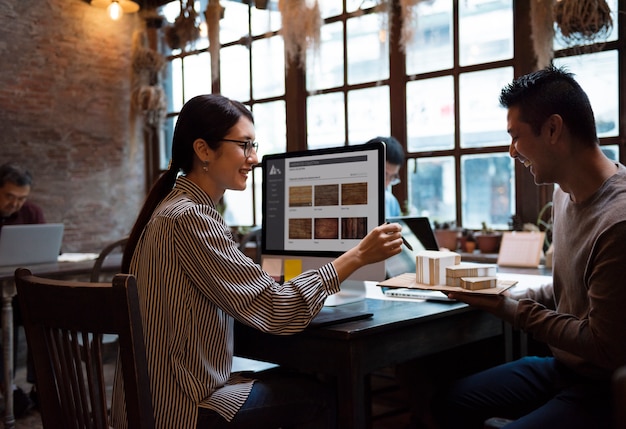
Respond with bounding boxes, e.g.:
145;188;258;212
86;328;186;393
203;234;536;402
111;94;403;429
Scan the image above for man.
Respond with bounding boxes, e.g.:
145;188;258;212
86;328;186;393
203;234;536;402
0;163;45;225
433;66;626;428
0;162;45;417
366;136;406;218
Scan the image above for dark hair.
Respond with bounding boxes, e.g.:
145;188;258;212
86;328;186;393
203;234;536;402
122;94;254;273
499;65;597;145
366;136;405;165
0;163;33;188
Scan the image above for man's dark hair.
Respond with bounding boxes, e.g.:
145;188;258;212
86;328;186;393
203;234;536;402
0;163;33;188
366;136;405;165
499;65;598;145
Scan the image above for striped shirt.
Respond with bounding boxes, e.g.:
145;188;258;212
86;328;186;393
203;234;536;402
111;176;341;429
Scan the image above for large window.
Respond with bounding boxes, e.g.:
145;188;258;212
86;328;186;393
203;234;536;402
158;0;623;231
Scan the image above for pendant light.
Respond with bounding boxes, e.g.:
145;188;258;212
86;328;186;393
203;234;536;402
90;0;140;21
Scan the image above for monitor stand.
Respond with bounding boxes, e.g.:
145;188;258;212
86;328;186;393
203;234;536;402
324;279;366;306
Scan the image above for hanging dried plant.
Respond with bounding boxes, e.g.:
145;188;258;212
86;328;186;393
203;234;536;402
278;0;321;69
530;0;555;69
131;31;167;129
132;85;167;128
554;0;613;47
398;0;424;52
164;0;201;51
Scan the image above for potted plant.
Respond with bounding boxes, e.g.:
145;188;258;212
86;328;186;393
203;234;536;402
459;229;476;253
474;222;502;254
433;221;459;251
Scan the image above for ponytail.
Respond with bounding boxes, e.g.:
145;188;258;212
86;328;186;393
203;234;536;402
122;167;179;273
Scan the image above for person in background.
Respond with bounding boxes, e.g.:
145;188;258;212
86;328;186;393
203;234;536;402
366;136;406;218
0;162;44;417
111;94;403;429
433;65;626;428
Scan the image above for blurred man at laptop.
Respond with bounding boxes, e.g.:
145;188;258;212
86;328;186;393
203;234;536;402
0;162;44;417
0;163;45;226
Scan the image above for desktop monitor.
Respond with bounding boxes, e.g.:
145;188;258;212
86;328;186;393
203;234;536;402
261;142;387;306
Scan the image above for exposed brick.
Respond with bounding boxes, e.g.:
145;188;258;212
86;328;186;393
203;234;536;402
1;0;148;253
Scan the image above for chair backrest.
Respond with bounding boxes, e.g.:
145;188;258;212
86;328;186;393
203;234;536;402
15;267;154;429
90;237;128;283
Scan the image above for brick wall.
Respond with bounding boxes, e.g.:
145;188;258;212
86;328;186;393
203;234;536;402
0;0;147;252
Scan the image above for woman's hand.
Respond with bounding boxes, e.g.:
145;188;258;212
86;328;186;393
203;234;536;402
332;222;403;282
356;222;404;265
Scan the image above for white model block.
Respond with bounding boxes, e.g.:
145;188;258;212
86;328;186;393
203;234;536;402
446;263;497;287
416;250;461;286
459;276;497;290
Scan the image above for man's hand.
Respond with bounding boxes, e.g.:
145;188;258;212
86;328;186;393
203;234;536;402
446;292;519;326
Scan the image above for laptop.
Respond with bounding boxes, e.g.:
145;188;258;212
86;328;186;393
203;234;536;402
0;223;64;267
385;216;440;279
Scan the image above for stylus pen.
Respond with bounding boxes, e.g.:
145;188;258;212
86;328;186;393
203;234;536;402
385;222;413;251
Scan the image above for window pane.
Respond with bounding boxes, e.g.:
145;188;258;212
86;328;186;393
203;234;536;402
220;44;250;101
462;153;514;230
183;52;212;103
307;92;345;149
220;1;252;44
407;76;454;152
406;0;453;75
347;87;390;145
160;115;177;170
251;1;281;35
601;144;619;161
222;184;254;226
318;0;343;18
459;0;513;66
553;0;618;50
554;50;618;138
407;156;456;223
169;57;184;112
459;67;512;148
346;0;377;13
252;36;285;99
347;13;389;85
252;101;286;158
307;21;344;91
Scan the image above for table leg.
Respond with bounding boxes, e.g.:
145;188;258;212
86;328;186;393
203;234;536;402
336;367;370;429
2;289;15;429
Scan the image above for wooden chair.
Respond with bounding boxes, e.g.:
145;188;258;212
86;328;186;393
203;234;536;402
90;237;128;283
14;267;154;429
90;237;129;350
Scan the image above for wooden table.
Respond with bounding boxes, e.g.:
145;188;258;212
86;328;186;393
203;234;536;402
0;255;121;429
234;296;504;429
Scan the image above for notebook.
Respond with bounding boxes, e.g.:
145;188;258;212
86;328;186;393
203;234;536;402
309;306;373;328
385;216;440;279
0;223;64;267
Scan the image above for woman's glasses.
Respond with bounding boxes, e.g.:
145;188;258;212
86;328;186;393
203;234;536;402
222;139;259;158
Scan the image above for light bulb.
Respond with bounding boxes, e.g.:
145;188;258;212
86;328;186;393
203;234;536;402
107;1;123;20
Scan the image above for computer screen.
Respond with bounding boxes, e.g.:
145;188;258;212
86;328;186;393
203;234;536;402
261;142;387;305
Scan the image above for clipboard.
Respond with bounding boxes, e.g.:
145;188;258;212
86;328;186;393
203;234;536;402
496;232;545;268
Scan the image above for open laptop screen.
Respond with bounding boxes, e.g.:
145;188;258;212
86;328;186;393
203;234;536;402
0;223;64;267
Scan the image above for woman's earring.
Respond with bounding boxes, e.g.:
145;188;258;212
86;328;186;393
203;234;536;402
202;160;209;172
